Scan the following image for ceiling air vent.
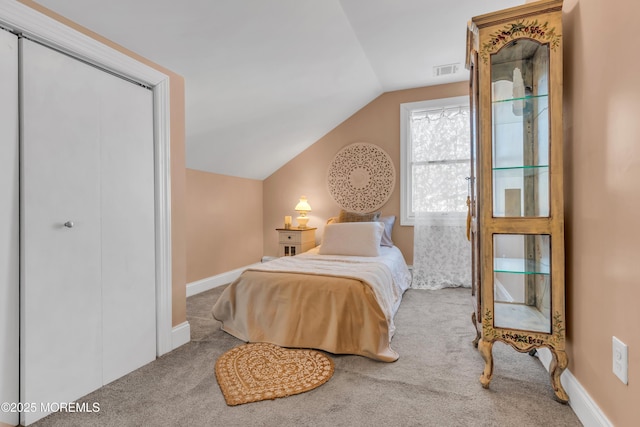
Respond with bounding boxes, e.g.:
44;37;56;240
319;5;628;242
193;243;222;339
434;63;460;77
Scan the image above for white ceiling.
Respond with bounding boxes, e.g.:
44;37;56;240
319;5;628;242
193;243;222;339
36;0;523;180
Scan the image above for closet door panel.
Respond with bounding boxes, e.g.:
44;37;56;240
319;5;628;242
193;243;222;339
20;37;157;425
0;29;19;427
20;39;103;424
100;73;156;384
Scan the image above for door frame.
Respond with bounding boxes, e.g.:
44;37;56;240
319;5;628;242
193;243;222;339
0;0;174;356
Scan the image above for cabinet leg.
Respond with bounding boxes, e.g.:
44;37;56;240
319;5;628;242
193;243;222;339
549;348;569;403
471;312;480;348
478;338;494;389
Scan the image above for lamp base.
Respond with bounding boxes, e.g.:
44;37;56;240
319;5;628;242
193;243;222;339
296;216;309;228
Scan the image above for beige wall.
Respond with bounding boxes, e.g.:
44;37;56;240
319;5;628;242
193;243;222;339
263;82;468;262
186;169;263;283
21;1;188;327
25;1;640;423
563;0;639;425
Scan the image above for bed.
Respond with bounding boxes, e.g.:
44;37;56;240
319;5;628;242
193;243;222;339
211;218;412;362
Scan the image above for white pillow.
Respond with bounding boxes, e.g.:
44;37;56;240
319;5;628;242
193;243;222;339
318;222;384;257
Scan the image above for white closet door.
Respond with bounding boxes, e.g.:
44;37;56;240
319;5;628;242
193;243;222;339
21;39;156;425
0;29;19;427
100;60;156;385
21;39;104;425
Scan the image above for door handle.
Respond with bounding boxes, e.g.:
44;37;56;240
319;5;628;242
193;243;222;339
63;221;74;228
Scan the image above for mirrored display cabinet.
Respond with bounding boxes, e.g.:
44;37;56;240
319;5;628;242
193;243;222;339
465;0;567;402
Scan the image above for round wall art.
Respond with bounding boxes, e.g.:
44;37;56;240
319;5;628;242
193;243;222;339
326;142;396;213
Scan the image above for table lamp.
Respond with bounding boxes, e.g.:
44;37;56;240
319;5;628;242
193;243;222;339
294;196;312;228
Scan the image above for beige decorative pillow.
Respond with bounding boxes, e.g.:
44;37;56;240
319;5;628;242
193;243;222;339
337;209;381;223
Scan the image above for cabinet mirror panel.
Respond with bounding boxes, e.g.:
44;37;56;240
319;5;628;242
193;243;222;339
493;233;551;333
491;39;550;218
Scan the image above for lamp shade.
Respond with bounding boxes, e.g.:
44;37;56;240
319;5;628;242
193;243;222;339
294;196;312;213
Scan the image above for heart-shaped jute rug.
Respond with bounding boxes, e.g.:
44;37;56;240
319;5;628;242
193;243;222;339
215;342;335;406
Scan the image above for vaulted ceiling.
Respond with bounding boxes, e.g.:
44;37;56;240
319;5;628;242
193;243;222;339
36;0;523;179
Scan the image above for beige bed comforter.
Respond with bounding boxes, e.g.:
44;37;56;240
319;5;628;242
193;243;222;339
211;246;412;362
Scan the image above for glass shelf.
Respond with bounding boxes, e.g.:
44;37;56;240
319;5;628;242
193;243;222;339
492;93;549;104
492;94;549;126
494;257;550;275
493;164;549;171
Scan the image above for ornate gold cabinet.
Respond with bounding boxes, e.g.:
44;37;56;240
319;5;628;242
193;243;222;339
466;0;567;402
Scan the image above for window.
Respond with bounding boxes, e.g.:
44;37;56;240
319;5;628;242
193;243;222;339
400;96;470;225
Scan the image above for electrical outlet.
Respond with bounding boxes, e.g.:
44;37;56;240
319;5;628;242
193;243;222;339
612;336;628;384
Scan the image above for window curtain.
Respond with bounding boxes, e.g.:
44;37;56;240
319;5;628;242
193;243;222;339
411;107;471;290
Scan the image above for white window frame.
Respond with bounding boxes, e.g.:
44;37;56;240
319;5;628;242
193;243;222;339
400;95;470;226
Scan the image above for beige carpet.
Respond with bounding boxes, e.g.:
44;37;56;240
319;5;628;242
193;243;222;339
215;342;334;406
31;286;582;427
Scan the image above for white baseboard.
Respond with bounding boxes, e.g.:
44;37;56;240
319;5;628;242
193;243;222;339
186;262;262;297
536;348;612;427
171;321;190;350
179;262;265;350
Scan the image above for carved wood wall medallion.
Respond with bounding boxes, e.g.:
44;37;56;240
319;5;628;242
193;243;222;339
327;142;395;213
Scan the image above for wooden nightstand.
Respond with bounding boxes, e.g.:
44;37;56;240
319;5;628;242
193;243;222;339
276;227;316;257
